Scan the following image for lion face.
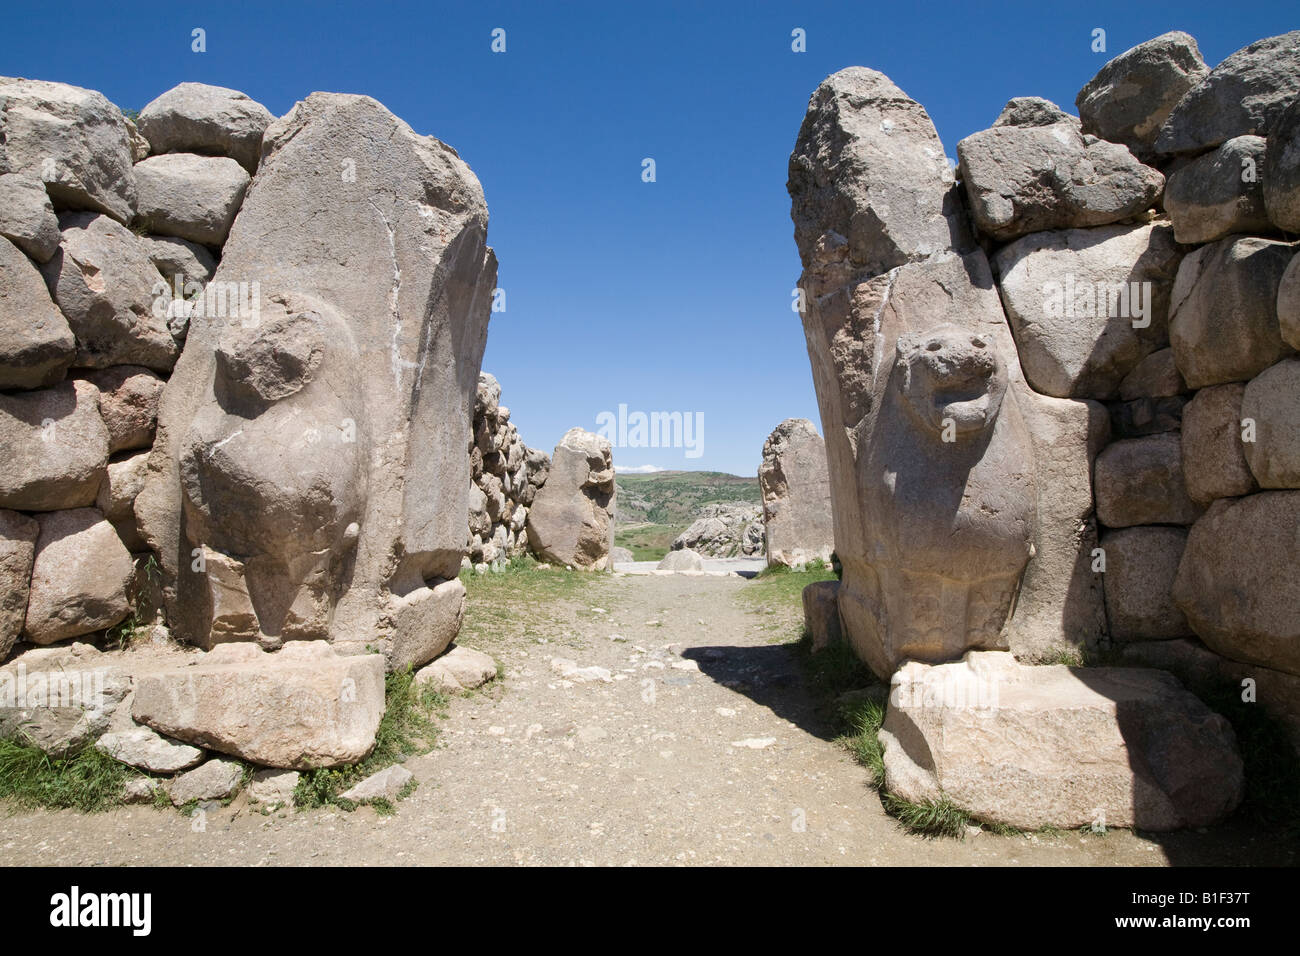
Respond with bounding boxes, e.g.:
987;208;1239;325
895;324;1008;437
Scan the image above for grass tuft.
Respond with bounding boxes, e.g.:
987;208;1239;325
293;667;447;811
0;740;134;813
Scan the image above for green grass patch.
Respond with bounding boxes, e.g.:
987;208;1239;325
0;740;135;813
614;523;684;561
458;553;612;652
293;667;447;811
837;696;972;839
738;560;836;611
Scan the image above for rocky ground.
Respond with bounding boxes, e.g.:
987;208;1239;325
2;570;1290;866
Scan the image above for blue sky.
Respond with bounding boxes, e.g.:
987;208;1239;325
2;1;1295;474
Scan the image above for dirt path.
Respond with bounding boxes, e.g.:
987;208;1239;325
1;571;1287;866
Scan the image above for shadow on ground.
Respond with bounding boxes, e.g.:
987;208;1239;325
683;643;840;742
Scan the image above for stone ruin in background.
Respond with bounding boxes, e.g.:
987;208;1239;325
789;29;1300;829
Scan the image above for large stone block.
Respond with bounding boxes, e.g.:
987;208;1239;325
0;77;137;223
525;428;615;570
1163;136;1272;244
759;418;834;566
0;234;74;390
1241;358;1300;488
0;510;38;662
1094;433;1200;528
41;212;178;372
1101;526;1192;641
137;93;496;661
1173;491;1300;676
787;67;969;280
0;172;60;262
137;82;274;174
132;641;385;769
992;223;1181;398
23;508;133;645
1075;31;1208;158
880;652;1243;830
957;117;1162;241
1264;95;1300;233
1155;30;1300;156
0;379;108;511
1168;236;1295;389
1181;384;1257;506
133;153;250;247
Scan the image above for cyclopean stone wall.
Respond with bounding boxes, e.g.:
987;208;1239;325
466;371;552;571
0;77;496;779
789;29;1300;828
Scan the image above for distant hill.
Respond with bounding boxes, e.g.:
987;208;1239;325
615;471;760;526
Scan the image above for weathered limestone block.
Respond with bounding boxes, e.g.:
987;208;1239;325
1094;433;1200;527
1173;492;1300;676
133;641;385;769
957;116;1163;241
0;235;75;390
95;726;203;773
0;77;137;223
1164;136;1271;243
80;365;164;453
1075;31;1208;157
142;235;216;285
993;97;1076;129
1168;236;1295;389
414;644;498;694
0;379;108;511
672;502;763;558
22;508;133;645
95;450;150;551
992;223;1181;398
759;418;834;566
338;764;412;804
657;548;703;572
525;428;615;570
1118;348;1185;400
133;153;250;247
801;579;842;652
0;173;61;262
1155;30;1300;156
137;92;496;668
1282;252;1300;351
0;510;38;662
1265;96;1300;233
0;644;130;757
1181;384;1258;506
41;212;179;372
880;651;1243;830
1101;526;1192;641
137;82;274;174
787;67;969;281
166;759;244;805
1241;359;1300;488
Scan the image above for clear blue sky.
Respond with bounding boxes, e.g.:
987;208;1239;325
3;1;1294;474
